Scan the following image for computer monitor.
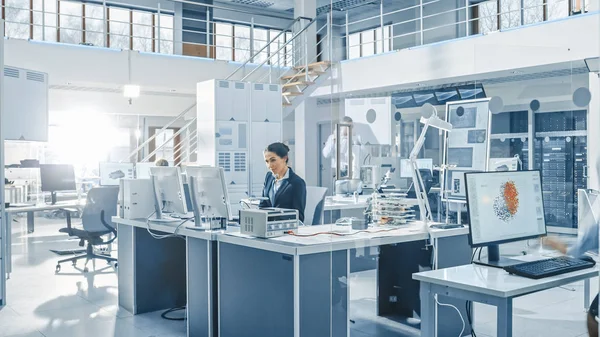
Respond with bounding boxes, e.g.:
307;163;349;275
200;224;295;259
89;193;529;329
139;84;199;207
186;166;232;227
149;167;188;220
135;162;155;179
400;158;433;178
465;170;547;268
99;162;134;186
39;164;77;204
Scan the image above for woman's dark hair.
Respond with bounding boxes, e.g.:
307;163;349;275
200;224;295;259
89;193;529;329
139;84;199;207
265;142;290;163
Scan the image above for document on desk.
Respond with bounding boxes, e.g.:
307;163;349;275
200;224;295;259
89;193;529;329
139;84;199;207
227;225;423;245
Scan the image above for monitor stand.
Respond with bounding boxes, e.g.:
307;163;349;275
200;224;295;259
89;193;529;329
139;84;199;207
473;244;521;268
50;192;57;205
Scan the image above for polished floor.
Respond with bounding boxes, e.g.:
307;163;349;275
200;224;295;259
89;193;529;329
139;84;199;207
0;216;597;337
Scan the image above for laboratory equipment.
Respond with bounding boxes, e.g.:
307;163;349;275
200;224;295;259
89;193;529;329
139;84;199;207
370;191;416;225
360;165;381;190
239;208;299;238
504;256;595;279
465;170;547;268
400;158;433;178
39;164;77;204
335;179;362;196
149;167;188;221
489;156;520;172
118;178;155;219
99;162;134;186
187;166;232;229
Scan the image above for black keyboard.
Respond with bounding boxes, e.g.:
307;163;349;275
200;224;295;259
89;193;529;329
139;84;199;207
504;256;596;279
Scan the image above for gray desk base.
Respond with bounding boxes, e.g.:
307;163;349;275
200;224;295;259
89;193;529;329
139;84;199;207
219;234;471;337
117;223;218;337
117;224;187;314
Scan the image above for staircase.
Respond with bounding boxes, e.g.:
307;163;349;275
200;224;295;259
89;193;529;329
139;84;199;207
125;13;334;164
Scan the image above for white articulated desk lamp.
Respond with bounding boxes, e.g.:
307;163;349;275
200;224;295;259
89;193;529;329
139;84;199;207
409;103;453;229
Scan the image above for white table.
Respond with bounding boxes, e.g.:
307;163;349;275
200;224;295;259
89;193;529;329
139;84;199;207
413;262;598;337
4;200;85;277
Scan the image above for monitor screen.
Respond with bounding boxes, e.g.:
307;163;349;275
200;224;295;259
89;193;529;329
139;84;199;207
465;170;546;247
99;162;134;186
150;167;187;217
186;166;232;221
39;164;76;192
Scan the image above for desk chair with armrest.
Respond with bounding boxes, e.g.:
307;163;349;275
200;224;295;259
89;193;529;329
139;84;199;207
304;186;328;226
55;186;119;273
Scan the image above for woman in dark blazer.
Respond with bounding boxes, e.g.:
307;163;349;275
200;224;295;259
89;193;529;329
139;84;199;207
259;142;307;223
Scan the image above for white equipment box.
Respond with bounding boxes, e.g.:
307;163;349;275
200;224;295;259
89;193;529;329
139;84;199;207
240;208;299;238
119;178;155;219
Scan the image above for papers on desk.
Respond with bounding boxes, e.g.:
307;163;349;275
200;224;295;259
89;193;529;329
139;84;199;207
227;224;425;245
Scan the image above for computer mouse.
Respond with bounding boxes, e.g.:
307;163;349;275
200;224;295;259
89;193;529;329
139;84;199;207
579;255;596;264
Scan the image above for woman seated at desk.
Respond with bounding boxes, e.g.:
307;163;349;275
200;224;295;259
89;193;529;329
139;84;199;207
259;142;307;223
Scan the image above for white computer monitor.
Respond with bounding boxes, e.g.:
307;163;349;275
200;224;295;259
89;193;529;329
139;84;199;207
400;158;433;178
99;162;134;186
135;162;155;179
186;166;232;224
465;170;547;267
149;167;188;220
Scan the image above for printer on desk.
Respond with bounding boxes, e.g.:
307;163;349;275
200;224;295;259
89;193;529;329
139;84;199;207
240;208;299;238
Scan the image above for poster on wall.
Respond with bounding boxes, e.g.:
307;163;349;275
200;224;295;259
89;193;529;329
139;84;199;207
444;98;491;199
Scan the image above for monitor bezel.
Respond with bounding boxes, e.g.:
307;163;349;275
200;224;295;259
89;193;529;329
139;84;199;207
465;169;548;248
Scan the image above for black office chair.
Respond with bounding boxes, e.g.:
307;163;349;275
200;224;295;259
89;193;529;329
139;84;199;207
55;186;119;273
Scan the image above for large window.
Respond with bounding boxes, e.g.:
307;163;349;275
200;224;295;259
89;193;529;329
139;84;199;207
2;1;173;53
215;22;233;61
347;25;391;60
477;0;569;34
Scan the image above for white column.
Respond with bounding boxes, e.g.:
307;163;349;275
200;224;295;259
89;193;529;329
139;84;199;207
294;0;317;65
173;2;183;55
292;0;318;185
588;72;600;190
294;99;319;186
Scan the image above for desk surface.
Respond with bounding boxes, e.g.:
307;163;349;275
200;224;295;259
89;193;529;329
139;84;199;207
413;261;599;298
112;216;222;241
113;216;469;256
5;200;84;213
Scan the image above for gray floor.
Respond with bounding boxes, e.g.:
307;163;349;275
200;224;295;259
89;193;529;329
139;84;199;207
0;216;596;337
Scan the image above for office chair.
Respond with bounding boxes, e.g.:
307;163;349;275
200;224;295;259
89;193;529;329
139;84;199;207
304;186;328;226
55;186;119;273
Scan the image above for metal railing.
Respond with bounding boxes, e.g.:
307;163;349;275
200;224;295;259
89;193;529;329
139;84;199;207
1;0;300;67
337;0;585;61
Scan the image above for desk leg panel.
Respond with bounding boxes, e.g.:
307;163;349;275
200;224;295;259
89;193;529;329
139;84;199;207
420;282;435;337
187;238;217;337
436;235;472;336
219;242;294;337
27;212;34;233
118;224;187;315
378;240;431;317
299;250;348;337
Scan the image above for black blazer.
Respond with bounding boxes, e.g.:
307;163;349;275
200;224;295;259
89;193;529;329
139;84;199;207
259;167;307;222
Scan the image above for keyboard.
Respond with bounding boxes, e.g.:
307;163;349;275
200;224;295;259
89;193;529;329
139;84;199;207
504;256;596;279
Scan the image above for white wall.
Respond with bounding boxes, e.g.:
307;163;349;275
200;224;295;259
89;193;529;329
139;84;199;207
4;39;280;116
314;13;600;97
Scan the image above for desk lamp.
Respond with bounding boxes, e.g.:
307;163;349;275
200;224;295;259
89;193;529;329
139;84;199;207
409;103;453;229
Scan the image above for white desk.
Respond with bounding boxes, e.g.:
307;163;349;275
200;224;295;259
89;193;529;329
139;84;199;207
413;262;598;337
3;200;84;277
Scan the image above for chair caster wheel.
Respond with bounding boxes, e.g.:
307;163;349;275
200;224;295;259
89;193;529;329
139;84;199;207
83;267;89;273
55;265;61;273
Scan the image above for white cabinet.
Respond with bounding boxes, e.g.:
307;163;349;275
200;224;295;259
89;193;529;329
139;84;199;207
197;79;282;212
2;67;48;142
